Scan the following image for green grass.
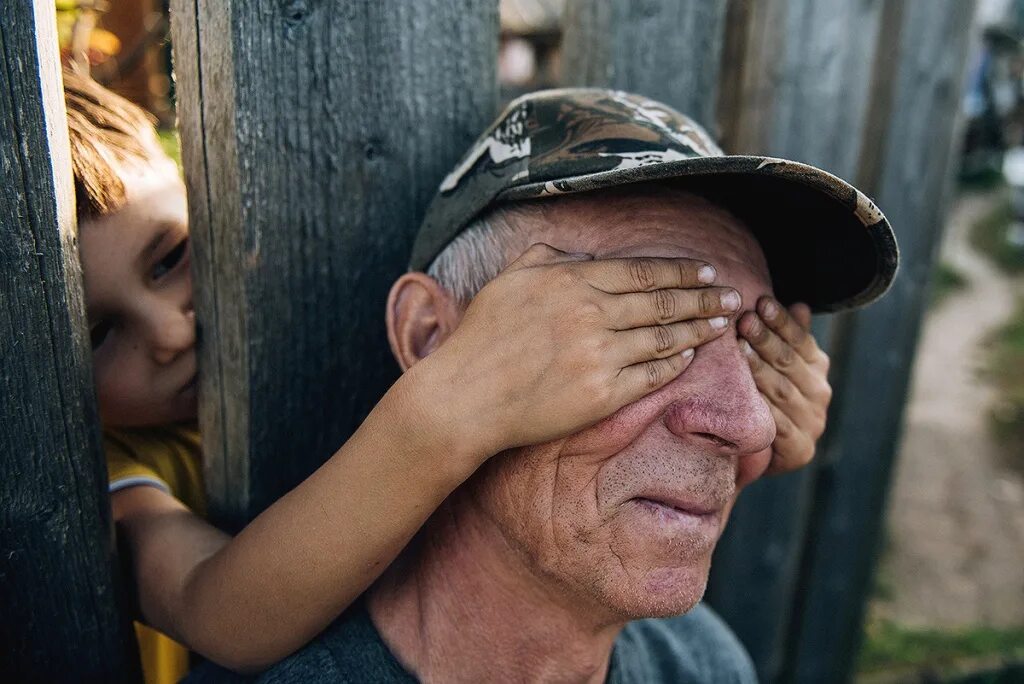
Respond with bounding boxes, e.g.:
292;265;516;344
858;619;1024;675
157;128;182;170
932;262;970;306
959;168;1007;192
969;196;1024;275
985;298;1024;462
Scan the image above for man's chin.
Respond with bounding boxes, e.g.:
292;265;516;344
580;559;713;623
627;565;710;618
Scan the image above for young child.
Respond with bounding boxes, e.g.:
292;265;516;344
64;69;831;682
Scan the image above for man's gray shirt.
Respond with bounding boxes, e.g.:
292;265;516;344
185;600;757;683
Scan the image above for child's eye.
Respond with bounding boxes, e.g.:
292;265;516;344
153;238;188;280
90;320;113;350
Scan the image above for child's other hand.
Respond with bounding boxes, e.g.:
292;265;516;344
433;242;742;455
738;297;832;476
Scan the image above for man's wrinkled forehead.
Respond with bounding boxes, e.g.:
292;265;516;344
525;187;772;286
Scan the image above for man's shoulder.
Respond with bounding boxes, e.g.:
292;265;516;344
612;604;757;684
184;641;342;684
183;602;413;684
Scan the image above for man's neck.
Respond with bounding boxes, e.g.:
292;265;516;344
368;498;626;683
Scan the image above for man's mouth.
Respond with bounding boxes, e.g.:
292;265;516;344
628;496;723;535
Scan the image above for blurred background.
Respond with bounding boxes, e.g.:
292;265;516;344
56;0;1024;681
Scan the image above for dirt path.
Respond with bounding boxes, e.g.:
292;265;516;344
875;190;1024;628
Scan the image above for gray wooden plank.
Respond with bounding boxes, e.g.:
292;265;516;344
170;0;499;528
705;2;888;681
170;0;249;528
561;0;729;130
0;2;140;679
784;1;979;681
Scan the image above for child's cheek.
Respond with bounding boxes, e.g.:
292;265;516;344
93;359;146;425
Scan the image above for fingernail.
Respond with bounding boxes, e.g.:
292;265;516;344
709;316;728;330
681;348;695;359
697;265;717;284
762;299;779;319
721;290;740;311
740;339;754;356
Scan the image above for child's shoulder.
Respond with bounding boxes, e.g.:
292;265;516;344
104;421;205;514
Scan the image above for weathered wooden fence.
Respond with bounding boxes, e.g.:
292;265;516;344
1;3;141;681
168;0;498;531
0;0;978;681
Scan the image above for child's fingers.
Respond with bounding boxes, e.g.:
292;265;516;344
579;256;717;294
615;350;696;403
788;301;812;330
615;317;731;367
505;242;594;270
741;333;819;409
742;339;826;436
604;287;741;330
739;311;816;383
739;313;831;405
764;403;816;476
756;297;825;366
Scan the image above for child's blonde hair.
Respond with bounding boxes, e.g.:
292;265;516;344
62;67;165;221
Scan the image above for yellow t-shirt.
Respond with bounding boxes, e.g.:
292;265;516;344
104;422;204;684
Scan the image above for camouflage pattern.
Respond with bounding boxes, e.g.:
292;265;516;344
411;89;898;312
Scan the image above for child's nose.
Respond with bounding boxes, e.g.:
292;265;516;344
149;305;196;365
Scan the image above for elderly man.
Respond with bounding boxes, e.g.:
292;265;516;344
189;90;896;683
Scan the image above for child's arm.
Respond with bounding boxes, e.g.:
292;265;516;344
738;297;832;475
115;245;742;672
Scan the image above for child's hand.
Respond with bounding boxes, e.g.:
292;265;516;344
429;243;742;456
738;297;832;475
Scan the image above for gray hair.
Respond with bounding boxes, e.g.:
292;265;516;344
426;203;542;305
425;183;709;304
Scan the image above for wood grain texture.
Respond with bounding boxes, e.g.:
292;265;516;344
171;0;499;528
561;0;729;130
0;3;139;680
720;0;886;178
705;2;887;681
784;1;978;681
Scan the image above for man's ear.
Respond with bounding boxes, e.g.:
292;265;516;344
386;272;461;372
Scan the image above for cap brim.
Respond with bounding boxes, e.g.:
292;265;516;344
497;155;898;313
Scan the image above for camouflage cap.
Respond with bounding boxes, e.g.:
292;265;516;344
411;88;898;312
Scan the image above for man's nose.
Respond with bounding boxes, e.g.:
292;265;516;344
147;303;196;365
661;333;776;454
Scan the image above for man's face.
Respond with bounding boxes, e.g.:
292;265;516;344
463;189;776;622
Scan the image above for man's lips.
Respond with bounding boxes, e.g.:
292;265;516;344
632;497;718;517
630;490;724;517
625;496;723;540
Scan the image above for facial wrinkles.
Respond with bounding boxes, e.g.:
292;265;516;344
510;190;774;518
524;188;771;285
436;189;779;629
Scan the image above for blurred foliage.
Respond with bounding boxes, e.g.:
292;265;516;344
157;129;181;170
56;0;120;67
858;618;1024;676
970;196;1024;275
960;168;1008;192
984;298;1024;461
932;262;970;306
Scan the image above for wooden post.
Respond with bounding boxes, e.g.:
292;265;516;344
561;0;729;129
0;2;140;680
706;1;888;680
169;1;499;528
784;1;978;682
